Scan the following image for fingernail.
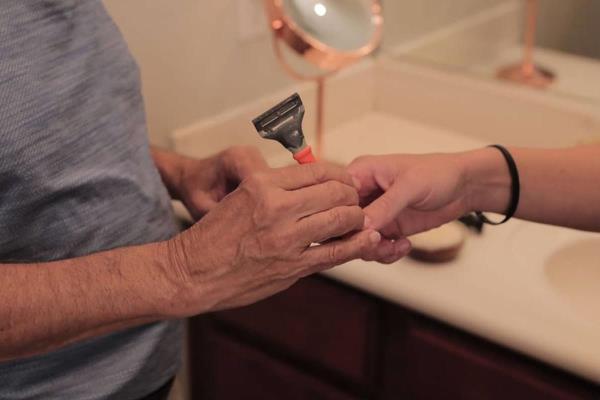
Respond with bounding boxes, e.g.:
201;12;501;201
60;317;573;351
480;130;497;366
369;231;381;244
352;177;361;190
364;216;372;228
397;239;411;254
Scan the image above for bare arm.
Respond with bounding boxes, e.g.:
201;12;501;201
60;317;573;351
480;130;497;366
0;242;172;362
348;144;600;238
467;145;600;231
1;163;393;363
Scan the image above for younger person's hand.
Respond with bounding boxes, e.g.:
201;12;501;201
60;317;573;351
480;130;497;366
347;153;473;238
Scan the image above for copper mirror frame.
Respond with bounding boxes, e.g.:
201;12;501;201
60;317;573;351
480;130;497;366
263;0;383;156
264;0;384;72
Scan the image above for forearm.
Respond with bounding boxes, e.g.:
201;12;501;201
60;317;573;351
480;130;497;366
0;242;177;362
465;145;600;231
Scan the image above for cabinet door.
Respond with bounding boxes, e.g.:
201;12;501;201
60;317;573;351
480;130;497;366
191;326;358;400
381;311;600;400
213;277;380;384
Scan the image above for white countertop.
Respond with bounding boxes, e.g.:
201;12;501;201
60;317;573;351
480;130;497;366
266;111;600;383
171;56;600;382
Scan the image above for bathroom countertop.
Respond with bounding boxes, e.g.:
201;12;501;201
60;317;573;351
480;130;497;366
262;111;600;384
171;55;600;382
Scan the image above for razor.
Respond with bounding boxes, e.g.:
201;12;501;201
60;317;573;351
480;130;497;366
252;93;316;164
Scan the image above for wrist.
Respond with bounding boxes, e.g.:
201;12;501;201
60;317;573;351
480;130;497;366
140;240;192;319
148;234;218;319
460;147;512;214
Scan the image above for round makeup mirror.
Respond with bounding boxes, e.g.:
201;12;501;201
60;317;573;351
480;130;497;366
265;0;383;71
264;0;383;157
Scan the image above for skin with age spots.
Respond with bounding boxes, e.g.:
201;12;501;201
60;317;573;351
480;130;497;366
0;147;407;363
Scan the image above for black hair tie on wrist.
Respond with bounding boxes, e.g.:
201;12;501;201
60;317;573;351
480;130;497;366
475;144;520;225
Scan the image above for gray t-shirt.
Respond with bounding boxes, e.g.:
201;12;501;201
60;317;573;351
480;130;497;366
0;1;182;399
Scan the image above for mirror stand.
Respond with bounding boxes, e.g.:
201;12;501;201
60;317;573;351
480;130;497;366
497;0;555;89
271;35;332;158
264;0;383;158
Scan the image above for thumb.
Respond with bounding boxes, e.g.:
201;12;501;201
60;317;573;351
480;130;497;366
186;191;219;220
363;179;421;230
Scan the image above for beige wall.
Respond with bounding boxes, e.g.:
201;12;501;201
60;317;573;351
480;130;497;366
103;0;510;148
537;0;600;60
103;0;294;147
381;0;507;47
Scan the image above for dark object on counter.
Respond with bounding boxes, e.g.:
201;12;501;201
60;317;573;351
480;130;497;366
410;246;464;264
459;214;485;233
408;221;467;264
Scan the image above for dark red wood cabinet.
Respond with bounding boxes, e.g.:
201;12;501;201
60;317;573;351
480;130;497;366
188;276;600;399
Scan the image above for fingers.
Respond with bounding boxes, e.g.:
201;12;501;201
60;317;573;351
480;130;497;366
185;192;218;220
291;180;359;217
348;155;414;229
363;178;428;231
298;229;383;276
223;146;270;180
347;155;389;199
362;238;412;264
295;206;365;244
269;162;355;191
380;203;465;238
361;180;408;230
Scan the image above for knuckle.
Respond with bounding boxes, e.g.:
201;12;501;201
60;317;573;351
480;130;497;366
265;191;286;213
344;185;360;205
307;162;327;183
325;181;358;206
349;206;365;227
327;243;343;264
241;173;264;190
327;208;345;228
350;155;373;166
255;191;287;225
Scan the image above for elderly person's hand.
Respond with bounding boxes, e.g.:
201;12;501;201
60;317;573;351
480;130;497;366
153;146;269;220
161;162;402;315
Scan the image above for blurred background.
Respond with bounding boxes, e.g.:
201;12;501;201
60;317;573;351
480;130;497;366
100;2;600;399
103;0;600;147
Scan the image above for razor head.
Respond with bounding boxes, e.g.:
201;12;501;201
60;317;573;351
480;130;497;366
252;93;306;153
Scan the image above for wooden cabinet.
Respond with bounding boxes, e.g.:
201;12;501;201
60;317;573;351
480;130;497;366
190;325;356;400
188;276;600;399
213;277;380;385
381;311;599;400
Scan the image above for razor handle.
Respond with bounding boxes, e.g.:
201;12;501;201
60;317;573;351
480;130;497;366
293;146;316;164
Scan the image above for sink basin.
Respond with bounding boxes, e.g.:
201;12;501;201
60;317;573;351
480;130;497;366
545;238;600;318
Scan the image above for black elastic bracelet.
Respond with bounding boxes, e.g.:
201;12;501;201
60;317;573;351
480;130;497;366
475;144;520;225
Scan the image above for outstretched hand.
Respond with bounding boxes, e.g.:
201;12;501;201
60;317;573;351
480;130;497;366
347;153;472;239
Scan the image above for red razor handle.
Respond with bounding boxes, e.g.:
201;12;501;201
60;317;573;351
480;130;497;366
293;146;316;164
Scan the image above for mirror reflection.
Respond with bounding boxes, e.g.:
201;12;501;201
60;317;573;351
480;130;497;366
283;0;375;51
382;0;600;105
